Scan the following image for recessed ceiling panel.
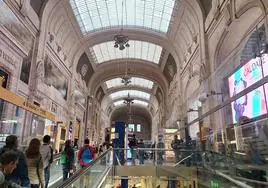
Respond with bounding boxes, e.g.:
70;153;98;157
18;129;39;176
90;40;162;64
106;77;154;89
110;90;150;100
69;0;176;34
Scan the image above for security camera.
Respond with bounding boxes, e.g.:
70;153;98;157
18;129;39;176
198;92;208;103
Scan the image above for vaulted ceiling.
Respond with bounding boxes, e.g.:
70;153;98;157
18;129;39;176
40;0;205;122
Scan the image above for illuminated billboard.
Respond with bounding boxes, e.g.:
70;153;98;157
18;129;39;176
228;57;263;97
231;86;267;124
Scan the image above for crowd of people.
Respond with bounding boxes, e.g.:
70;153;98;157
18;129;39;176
0;135;98;188
128;134;189;165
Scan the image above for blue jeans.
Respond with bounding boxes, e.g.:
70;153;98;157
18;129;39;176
62;163;73;181
130;149;137;165
44;166;50;188
139;151;144;164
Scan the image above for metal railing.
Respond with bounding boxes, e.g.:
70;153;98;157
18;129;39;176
56;148;113;188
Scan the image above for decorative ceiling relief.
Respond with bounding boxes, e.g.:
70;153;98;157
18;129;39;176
47;32;69;66
163;54;177;85
44;55;69;100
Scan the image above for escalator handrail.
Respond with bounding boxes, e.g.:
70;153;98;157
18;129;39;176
57;148;113;188
214;170;253;188
173;153;193;167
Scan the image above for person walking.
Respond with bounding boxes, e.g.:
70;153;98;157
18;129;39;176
137;139;145;164
26;138;44;188
128;134;138;165
60;140;75;181
157;138;165;165
0;135;30;187
40;135;53;188
78;138;95;167
0;151;21;188
171;135;181;163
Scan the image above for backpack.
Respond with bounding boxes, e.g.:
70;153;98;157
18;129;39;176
80;147;92;166
60;151;67;164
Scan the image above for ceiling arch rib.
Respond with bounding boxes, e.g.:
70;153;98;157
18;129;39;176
90;40;163;64
69;0;177;34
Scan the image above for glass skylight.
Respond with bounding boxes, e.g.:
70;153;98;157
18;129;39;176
90;40;162;64
110;90;150;100
106;77;154;89
113;99;148;107
69;0;176;34
133;100;148;106
113;100;125;106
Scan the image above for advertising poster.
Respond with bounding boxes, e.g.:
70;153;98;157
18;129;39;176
228;57;263;97
231;86;267;124
261;53;268;76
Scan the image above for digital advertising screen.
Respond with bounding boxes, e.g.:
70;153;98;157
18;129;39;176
265;83;268;109
228;57;263;97
261;53;268;76
231;86;267;124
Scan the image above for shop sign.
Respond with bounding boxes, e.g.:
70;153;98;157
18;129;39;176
0;86;55;121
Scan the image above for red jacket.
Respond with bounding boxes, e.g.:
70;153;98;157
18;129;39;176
78;145;95;166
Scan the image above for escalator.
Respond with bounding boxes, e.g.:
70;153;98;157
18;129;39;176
52;149;113;188
52;148;265;188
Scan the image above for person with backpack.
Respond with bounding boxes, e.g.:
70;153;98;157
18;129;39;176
0;135;30;187
26;138;44;188
60;140;75;181
40;135;53;188
78;139;95;167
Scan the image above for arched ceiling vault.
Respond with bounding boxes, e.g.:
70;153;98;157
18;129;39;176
111;106;152;123
105;97;154;112
40;0;205;121
89;61;168;97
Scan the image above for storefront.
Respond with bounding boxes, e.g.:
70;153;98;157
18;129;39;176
0;86;55;147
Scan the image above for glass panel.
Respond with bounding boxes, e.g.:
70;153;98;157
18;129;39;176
91;40;162;64
106;77;154;89
109;90;150;100
0;99;25;146
113;100;125;107
133;100;148;106
69;0;176;34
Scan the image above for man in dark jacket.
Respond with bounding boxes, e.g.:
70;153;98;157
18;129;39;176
0;135;30;187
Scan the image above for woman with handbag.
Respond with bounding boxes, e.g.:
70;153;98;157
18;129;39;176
26;138;44;188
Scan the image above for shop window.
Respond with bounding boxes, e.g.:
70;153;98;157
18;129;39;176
128;124;135;132
60;129;66;140
20;50;32;84
136;124;141;132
